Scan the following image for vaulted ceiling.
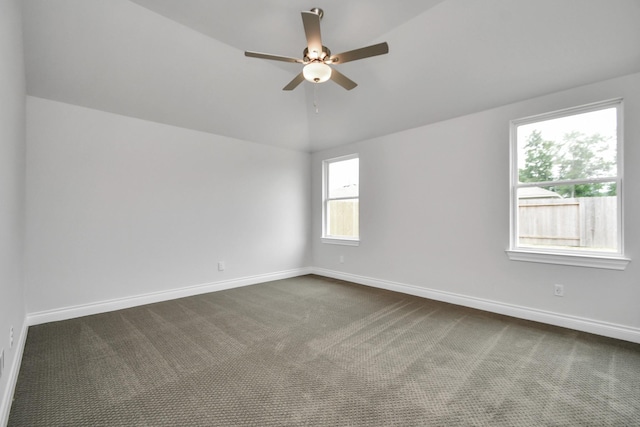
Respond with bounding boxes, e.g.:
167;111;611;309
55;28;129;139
22;0;640;152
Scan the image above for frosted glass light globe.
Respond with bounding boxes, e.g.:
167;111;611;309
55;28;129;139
303;62;332;83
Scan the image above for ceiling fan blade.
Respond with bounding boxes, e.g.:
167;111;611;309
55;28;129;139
301;11;323;59
330;68;357;90
283;72;305;91
245;51;303;64
330;42;389;64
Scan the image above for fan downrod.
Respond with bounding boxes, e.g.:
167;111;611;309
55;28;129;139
310;8;323;19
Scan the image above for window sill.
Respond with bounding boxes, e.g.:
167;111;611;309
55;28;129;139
506;249;630;270
322;237;360;246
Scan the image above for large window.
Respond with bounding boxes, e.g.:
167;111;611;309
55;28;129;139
508;99;629;269
323;154;359;245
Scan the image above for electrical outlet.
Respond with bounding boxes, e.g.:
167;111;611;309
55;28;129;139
10;326;14;348
339;255;344;264
554;284;564;297
218;261;225;271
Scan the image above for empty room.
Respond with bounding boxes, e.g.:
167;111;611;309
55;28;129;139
1;0;640;425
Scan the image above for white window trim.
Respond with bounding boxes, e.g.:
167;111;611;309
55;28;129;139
507;98;629;270
321;237;360;246
322;153;360;245
505;249;630;270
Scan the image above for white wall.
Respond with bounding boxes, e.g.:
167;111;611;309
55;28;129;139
312;72;640;341
0;0;27;423
25;97;311;316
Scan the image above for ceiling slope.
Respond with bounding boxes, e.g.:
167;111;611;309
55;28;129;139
22;0;311;151
22;0;640;152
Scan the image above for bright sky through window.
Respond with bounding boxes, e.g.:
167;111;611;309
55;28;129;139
517;108;617;171
328;158;359;198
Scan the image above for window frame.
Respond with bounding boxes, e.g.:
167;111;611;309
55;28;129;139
506;99;630;270
322;153;360;246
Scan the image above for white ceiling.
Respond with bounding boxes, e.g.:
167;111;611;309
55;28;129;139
22;0;640;152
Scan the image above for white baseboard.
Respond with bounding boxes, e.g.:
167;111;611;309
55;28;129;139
1;321;28;427
27;267;313;326
311;267;640;344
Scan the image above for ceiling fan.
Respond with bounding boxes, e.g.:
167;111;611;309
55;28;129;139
244;8;389;91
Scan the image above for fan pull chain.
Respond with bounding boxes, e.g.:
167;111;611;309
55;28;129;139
314;83;319;114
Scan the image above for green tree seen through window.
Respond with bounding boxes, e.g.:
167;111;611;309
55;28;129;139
519;130;616;198
519;129;556;183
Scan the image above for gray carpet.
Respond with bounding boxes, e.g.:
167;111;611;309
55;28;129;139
8;275;640;426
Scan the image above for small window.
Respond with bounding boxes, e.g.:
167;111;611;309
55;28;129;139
322;154;359;245
508;99;629;269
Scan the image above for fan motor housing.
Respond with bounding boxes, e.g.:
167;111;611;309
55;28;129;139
303;46;331;63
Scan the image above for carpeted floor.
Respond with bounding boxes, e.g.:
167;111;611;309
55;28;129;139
8;275;640;426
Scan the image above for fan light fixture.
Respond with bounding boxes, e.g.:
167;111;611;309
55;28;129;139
303;62;331;83
244;7;389;91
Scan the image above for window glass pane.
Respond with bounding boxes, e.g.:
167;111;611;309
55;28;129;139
327;199;359;238
328;158;359;199
517;184;617;252
517;108;617;183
